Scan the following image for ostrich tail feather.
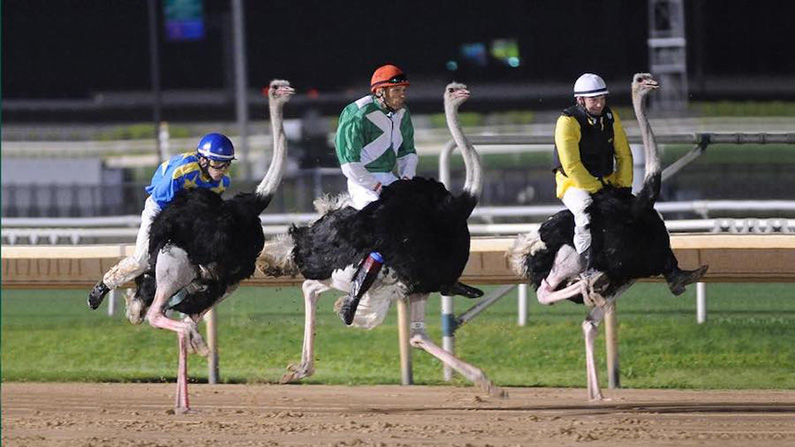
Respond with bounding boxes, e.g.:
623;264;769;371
507;230;546;278
313;193;352;215
257;233;300;277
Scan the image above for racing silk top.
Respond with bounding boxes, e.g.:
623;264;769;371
145;152;231;209
335;95;418;191
552;105;632;198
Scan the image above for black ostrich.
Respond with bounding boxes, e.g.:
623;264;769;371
260;83;505;396
130;80;294;413
508;73;708;400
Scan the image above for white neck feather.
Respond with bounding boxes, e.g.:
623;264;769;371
632;90;660;179
256;98;287;198
444;95;482;199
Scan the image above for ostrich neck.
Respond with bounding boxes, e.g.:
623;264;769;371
445;102;482;199
632;93;660;178
256;101;287;198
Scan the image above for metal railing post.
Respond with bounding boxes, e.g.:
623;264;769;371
439;140;458;381
696;282;707;324
441;295;456;381
517;283;528;326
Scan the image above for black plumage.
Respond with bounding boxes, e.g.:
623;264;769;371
130;80;294;323
525;185;678;301
291;177;478;296
137;188;270;315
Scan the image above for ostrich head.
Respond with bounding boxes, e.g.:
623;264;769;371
255;79;294;201
631;73;659;105
444;82;470;110
268;79;295;106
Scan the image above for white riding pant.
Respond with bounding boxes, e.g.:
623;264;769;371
561;187;593;255
348;172;399;210
103;196;162;289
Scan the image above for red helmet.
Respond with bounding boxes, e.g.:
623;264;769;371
370;64;410;93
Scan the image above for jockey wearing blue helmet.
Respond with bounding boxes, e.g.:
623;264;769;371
196;133;236;182
88;133;235;314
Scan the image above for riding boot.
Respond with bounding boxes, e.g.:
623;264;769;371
664;265;709;296
338;252;384;325
579;247;599;279
88;280;111;310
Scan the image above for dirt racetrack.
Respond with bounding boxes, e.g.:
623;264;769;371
3;383;795;446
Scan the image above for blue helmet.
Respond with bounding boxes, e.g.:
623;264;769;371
196;133;235;161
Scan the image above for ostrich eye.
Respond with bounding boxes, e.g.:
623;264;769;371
448;88;455;93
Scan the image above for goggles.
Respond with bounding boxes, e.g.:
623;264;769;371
206;159;231;170
386;73;408;84
372;74;409;90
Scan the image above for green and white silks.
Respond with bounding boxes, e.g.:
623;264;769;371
335;95;418;209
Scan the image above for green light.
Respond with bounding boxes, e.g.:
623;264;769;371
508;57;520;68
446;60;459;71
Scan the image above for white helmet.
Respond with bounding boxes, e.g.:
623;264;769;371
573;73;609;97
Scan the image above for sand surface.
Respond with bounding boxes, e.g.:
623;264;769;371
3;383;795;446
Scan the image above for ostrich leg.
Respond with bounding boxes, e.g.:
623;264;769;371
582;281;634;401
537;245;596;305
408;295;507;398
145;246;201;412
175;330;190;413
582;304;608;401
281;280;330;383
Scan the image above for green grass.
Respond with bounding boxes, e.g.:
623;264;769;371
660;144;795;165
2;283;794;390
97;124;193;141
418;143;795;174
692;101;795;117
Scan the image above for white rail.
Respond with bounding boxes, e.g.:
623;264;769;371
3;217;794;245
4;200;795;228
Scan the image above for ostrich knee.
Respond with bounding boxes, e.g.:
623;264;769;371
536;279;555;305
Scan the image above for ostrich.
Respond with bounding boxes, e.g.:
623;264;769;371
129;80;294;413
261;83;506;396
508;73;708;400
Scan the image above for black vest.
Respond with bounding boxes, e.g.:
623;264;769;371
553;105;616;179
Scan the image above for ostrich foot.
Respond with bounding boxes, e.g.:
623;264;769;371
666;265;709;296
183;320;209;357
589;394;612;403
478;379;509;399
280;363;314;383
409;333;507;399
442;282;483;299
124;291;146;325
582;272;609;308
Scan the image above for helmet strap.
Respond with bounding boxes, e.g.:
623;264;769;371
197;155;212;179
374;88;397;113
576;97;603;119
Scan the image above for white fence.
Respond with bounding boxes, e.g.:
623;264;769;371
3;201;795;245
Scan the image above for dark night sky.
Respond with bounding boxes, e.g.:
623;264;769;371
2;0;793;99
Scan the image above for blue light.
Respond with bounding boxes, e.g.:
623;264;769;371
446;60;459;71
507;57;520;68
